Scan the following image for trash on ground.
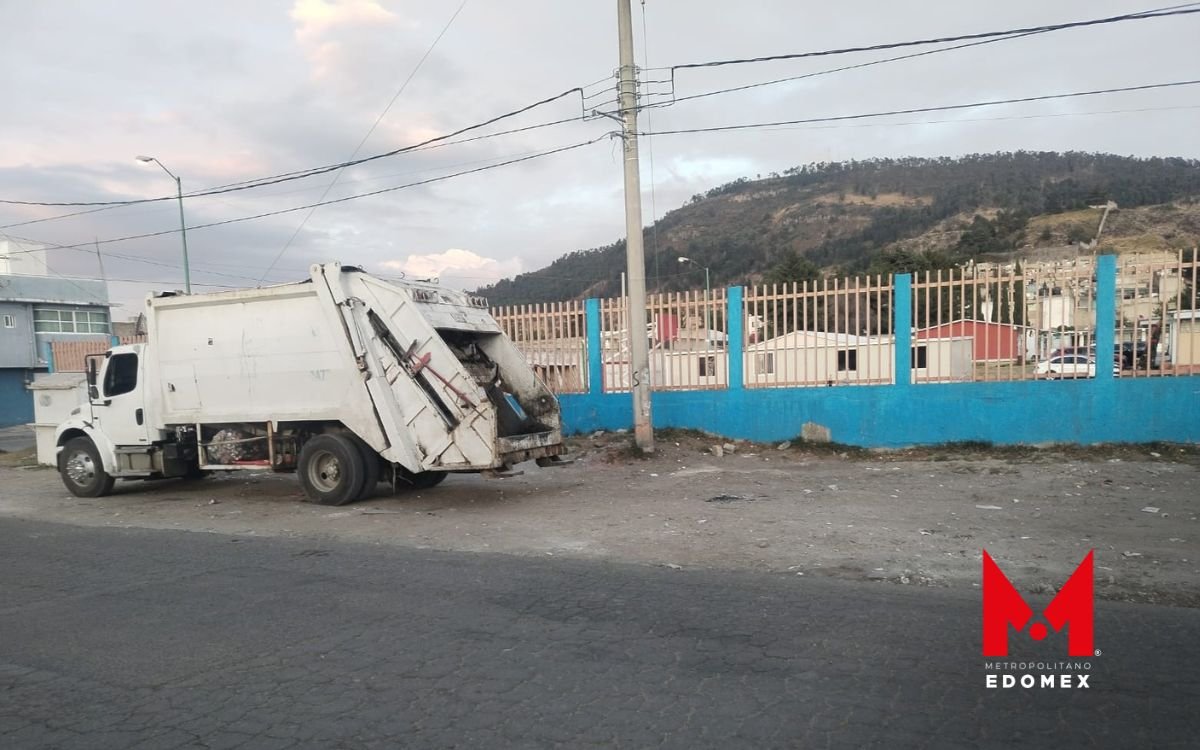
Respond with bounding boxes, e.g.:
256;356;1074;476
705;493;769;503
975;504;1003;510
707;494;743;503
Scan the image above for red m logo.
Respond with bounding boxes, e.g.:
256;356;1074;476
982;550;1094;657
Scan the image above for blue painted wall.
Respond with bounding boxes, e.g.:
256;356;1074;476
0;369;34;428
559;377;1200;447
558;256;1200;447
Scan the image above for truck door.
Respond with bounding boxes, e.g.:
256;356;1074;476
94;351;152;446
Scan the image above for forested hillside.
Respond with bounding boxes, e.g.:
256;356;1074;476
478;152;1200;305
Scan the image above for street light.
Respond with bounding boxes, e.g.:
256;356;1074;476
678;256;711;335
136;155;191;293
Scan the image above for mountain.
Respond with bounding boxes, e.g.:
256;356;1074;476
477;152;1200;305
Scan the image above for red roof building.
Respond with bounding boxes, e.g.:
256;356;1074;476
915;320;1023;362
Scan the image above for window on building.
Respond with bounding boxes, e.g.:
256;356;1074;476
33;308;109;334
2;314;13;329
837;350;858;372
103;353;139;397
911;345;928;369
756;353;775;374
698;355;717;377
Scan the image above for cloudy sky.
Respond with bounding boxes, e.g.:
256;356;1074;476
1;0;1197;316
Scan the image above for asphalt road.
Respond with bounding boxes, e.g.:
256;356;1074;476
1;518;1197;749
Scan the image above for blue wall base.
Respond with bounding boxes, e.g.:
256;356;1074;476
561;377;1200;447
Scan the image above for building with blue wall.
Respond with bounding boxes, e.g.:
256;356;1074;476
0;271;110;427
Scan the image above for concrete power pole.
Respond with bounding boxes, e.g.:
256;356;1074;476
617;0;654;451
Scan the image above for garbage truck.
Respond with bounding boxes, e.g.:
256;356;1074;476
54;262;566;505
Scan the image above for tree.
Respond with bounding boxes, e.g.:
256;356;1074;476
766;251;820;285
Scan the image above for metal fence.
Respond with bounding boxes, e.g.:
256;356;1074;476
491;301;588;394
744;277;894;388
1114;251;1199;377
489;252;1199;393
591;289;729;392
910;266;1039;384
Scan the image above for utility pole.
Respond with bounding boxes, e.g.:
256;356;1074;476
93;239;108;286
174;174;191;294
617;0;654;451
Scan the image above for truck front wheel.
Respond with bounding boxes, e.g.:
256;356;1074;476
298;434;366;506
59;437;116;498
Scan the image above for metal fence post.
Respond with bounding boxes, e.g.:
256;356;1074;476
585;298;603;396
893;274;912;386
1094;255;1116;382
727;286;744;390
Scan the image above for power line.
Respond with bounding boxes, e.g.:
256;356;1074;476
2;231;277;284
665;5;1200;72
9;136;613;254
57;276;239;289
650;3;1200;111
260;0;471;284
0;240;109;304
640;0;662;288
0;115;592;231
738;103;1200;133
639;79;1200;137
0;88;592;208
644;31;1041;111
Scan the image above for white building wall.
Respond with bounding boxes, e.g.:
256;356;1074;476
0;239;50;276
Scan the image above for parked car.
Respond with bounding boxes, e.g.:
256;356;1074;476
1048;346;1094;360
1115;341;1156;369
1036;355;1121;379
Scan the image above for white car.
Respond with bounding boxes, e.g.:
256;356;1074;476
1036;354;1120;379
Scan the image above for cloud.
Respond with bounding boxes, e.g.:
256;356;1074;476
290;0;397;37
290;0;405;81
380;248;522;289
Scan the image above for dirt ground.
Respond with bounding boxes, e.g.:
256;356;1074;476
2;432;1198;607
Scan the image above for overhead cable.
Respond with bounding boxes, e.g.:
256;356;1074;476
639;79;1200;137
10;136;613;253
0;88;592;208
666;5;1200;72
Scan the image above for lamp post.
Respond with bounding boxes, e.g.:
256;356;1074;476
678;256;711;334
136;155;191;293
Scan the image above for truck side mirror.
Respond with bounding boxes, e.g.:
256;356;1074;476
87;358;99;401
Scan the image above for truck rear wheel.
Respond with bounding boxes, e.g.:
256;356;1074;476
59;437;116;498
298;434;366;506
351;436;382;501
